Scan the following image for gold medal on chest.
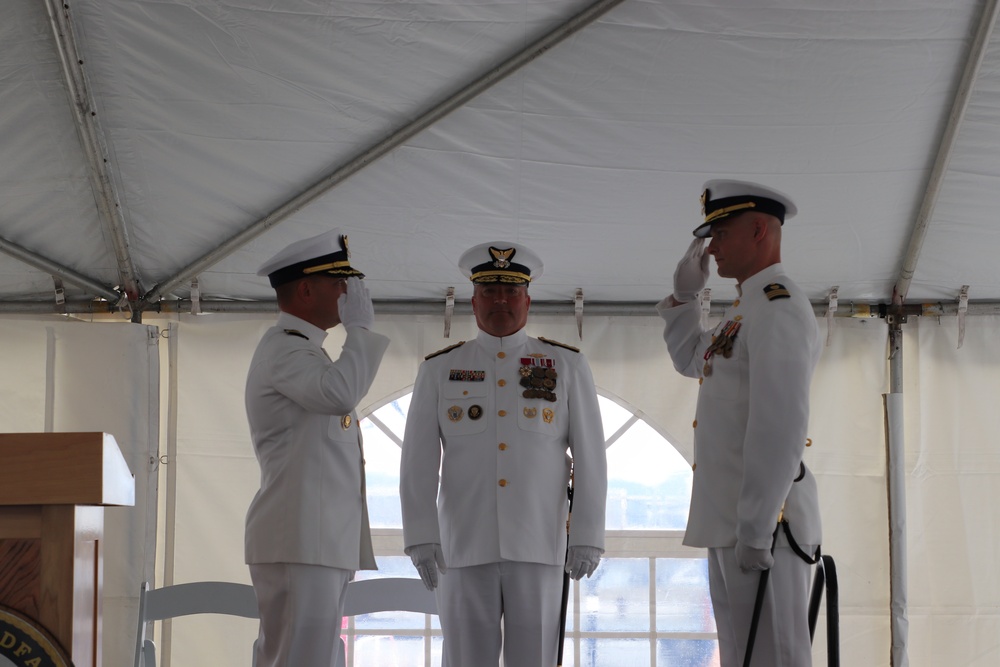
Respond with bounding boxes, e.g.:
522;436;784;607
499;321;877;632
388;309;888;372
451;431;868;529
447;405;464;422
341;414;352;430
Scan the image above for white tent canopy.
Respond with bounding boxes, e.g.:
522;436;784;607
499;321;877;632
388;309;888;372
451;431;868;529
4;0;1000;309
2;1;1000;666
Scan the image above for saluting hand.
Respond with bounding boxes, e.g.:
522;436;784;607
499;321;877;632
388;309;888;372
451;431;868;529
338;277;375;330
672;237;710;303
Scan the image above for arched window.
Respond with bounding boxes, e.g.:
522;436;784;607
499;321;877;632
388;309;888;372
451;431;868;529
346;390;719;667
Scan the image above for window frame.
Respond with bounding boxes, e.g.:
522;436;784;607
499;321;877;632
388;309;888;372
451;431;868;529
353;389;714;667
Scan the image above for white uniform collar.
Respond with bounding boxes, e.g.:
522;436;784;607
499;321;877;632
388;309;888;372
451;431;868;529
736;263;784;298
276;311;329;346
476;327;528;352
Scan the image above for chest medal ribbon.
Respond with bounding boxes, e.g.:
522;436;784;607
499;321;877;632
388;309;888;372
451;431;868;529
519;358;558;401
703;319;741;376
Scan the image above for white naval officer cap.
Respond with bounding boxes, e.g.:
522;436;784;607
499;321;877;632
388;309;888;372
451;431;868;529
458;241;544;285
257;229;365;287
693;180;798;238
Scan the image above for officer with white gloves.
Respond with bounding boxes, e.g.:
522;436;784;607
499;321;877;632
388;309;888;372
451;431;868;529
656;181;823;666
245;230;389;667
400;241;608;667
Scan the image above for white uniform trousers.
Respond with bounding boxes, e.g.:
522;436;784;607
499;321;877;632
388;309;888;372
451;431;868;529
249;562;352;667
707;544;816;667
437;561;564;667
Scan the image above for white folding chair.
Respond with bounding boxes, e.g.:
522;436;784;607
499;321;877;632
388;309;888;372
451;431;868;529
133;580;259;667
336;577;438;667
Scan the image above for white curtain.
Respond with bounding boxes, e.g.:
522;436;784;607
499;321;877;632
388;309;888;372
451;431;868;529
0;315;159;667
4;310;1000;666
150;311;895;666
903;315;1000;665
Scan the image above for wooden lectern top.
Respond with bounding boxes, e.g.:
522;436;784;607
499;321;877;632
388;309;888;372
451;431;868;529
0;432;135;507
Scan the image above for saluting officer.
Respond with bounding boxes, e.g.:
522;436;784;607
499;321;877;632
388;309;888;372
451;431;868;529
400;242;608;667
656;181;822;666
245;229;390;667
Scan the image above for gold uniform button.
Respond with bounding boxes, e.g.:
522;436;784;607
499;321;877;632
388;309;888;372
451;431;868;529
498;379;507;387
498;410;507;417
733;299;740;307
692;419;698;428
698;378;704;385
499;443;508;451
497;351;506;359
692;463;697;471
498;479;508;487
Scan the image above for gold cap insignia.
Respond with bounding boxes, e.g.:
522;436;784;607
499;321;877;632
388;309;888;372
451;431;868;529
489;247;515;269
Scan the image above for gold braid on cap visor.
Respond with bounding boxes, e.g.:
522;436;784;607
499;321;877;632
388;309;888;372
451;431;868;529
704;201;757;224
470;270;532;284
303;260;353;274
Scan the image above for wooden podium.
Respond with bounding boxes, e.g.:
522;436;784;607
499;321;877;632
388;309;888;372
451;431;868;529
0;432;135;667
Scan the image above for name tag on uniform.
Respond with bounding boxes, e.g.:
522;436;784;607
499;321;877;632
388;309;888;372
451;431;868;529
449;369;485;381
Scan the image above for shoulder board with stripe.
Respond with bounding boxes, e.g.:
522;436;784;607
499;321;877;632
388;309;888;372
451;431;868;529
538;336;580;353
284;329;309;340
425;341;465;360
763;283;791;301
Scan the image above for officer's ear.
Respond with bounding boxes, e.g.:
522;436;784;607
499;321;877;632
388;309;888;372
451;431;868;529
751;214;774;242
295;276;321;304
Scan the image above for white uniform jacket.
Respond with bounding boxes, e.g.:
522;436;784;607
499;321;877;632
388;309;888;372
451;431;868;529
400;328;607;569
657;264;822;551
245;312;389;570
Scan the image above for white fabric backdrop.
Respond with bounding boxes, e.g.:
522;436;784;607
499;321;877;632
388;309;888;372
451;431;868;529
3;310;999;666
151;311;897;666
0;316;159;667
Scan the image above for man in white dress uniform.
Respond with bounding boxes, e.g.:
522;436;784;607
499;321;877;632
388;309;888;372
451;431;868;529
400;242;608;667
656;182;822;666
245;230;390;667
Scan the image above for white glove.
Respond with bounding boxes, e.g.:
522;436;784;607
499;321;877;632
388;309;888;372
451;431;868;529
406;543;447;590
735;541;774;573
565;545;603;580
672;237;710;303
337;277;375;330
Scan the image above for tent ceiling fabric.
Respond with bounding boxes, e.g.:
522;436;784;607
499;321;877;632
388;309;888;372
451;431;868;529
1;0;997;311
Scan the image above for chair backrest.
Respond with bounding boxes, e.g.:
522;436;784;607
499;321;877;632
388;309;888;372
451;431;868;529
134;581;259;667
344;577;438;616
335;577;438;667
134;577;435;667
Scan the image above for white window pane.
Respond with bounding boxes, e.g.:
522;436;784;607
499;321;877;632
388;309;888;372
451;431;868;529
580;638;651;667
579;558;649;633
360;417;403;528
655;558;716;634
597;394;633;439
606;420;691;530
352;635;424;667
372;395;412;441
657;640;721;666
